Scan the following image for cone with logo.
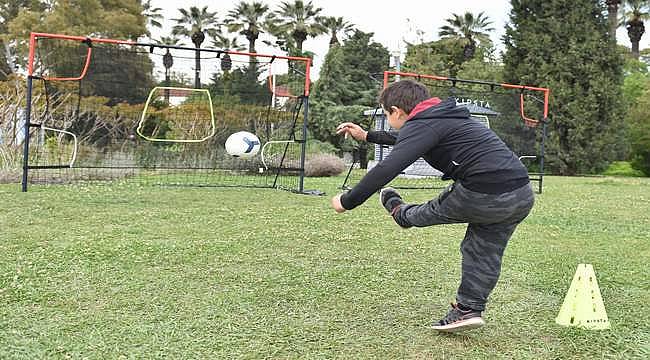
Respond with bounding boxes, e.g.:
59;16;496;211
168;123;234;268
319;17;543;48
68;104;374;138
555;264;610;330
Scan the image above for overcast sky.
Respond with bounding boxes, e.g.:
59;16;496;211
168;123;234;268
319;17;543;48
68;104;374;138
150;0;648;79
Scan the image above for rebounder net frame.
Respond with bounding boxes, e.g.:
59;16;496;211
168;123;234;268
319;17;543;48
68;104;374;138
342;70;550;193
21;32;312;193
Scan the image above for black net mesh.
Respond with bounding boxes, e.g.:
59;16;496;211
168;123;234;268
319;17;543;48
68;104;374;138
24;35;308;191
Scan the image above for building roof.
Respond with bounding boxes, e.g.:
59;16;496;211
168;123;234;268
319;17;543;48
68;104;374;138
457;102;500;116
272;85;296;98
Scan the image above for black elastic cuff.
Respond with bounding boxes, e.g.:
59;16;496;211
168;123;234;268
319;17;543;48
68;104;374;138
392;204;413;229
366;131;378;144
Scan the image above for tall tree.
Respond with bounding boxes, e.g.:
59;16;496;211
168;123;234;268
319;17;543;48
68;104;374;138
142;0;163;34
156;36;183;47
338;31;390;105
321;16;354;48
621;52;650;174
225;1;269;54
172;6;220;88
211;34;245;75
438;11;494;61
5;0;146;74
626;83;650;175
269;0;327;55
211;35;245;52
503;0;626;175
621;0;650;59
312;47;353;105
224;1;270;75
403;38;471;77
155;36;182;100
4;0;152;105
311;30;389;149
0;0;46;78
606;0;623;40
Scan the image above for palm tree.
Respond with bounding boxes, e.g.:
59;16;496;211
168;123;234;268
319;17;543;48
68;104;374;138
621;0;650;59
155;36;182;103
225;1;270;73
156;36;183;47
225;1;270;54
270;0;327;55
211;35;246;72
172;6;220;88
142;0;164;32
212;35;246;52
606;0;623;41
321;16;354;48
155;37;183;76
438;11;494;60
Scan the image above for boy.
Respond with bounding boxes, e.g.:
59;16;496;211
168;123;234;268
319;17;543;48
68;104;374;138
331;80;535;333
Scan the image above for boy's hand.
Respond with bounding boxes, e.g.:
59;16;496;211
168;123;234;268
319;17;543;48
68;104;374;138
336;122;367;141
331;193;346;213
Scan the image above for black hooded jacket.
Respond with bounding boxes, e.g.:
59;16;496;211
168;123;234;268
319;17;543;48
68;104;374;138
340;97;530;210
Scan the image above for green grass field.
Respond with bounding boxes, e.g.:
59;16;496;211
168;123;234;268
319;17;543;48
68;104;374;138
1;176;649;359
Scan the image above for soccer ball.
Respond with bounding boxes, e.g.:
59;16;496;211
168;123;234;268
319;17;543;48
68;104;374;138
225;131;261;158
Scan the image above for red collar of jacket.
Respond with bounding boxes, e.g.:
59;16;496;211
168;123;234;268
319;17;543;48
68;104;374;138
406;97;442;120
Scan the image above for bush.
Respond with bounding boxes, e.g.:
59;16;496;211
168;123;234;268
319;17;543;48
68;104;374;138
306;138;338;155
0;169;20;184
630;153;650;176
628;107;650;176
602;161;645;177
626;86;650;176
305;153;345;177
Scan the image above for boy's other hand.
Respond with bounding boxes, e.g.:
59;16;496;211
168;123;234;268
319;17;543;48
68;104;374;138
331;193;346;213
336;122;367;141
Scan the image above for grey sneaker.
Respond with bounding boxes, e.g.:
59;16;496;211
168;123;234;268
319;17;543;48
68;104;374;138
432;303;485;333
379;187;404;215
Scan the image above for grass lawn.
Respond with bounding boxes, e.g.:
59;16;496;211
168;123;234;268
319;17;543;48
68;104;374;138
1;175;649;359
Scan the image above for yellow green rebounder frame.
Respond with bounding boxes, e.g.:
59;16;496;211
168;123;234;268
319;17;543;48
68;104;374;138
136;86;216;143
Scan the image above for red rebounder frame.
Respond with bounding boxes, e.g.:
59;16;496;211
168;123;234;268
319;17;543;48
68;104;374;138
382;71;550;127
27;32;312;95
374;70;549;194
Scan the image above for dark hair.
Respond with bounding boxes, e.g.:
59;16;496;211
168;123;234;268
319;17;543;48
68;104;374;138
378;80;430;115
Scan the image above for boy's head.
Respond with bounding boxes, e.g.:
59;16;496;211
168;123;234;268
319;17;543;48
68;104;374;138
378;80;430;129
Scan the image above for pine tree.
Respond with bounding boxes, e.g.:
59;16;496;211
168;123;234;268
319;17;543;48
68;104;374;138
312;46;355;105
338;31;390;106
309;30;389;150
503;0;627;175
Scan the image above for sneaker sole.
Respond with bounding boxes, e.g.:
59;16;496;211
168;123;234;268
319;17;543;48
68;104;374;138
432;317;485;333
379;188;390;203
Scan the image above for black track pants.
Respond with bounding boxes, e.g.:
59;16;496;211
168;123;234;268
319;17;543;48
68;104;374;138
393;182;535;311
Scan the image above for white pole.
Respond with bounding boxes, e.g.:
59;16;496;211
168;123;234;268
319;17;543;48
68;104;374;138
392;48;401;82
270;62;276;109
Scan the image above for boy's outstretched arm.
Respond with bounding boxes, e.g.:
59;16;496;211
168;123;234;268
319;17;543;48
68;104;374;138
336;122;367;141
336;122;398;145
335;122;438;211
